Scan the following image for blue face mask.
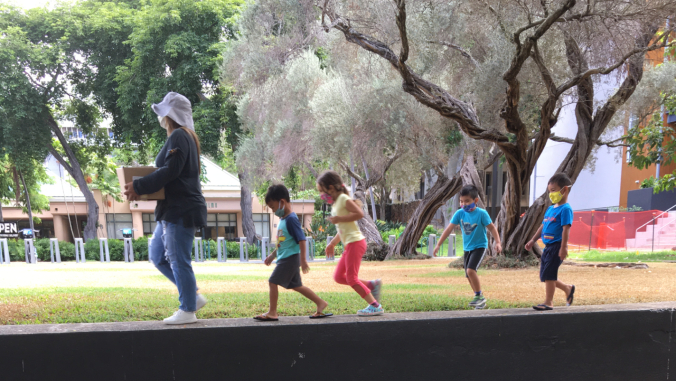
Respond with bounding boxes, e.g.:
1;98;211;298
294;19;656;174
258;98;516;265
274;201;285;218
462;203;476;212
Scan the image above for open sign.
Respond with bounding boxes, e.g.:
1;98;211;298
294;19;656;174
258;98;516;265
0;222;18;237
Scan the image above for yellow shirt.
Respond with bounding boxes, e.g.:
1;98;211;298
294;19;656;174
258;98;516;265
332;193;365;245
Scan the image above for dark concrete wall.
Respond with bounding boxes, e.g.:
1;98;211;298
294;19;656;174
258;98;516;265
628;187;676;211
1;304;675;381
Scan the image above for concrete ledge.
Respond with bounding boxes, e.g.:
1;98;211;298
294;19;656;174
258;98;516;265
2;302;675;380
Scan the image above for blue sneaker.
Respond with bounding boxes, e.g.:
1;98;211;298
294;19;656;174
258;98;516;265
358;304;384;316
370;279;383;303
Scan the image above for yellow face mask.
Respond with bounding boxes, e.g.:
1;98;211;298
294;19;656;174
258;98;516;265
549;187;569;204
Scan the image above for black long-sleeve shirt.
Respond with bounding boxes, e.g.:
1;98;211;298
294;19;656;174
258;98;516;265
133;128;207;228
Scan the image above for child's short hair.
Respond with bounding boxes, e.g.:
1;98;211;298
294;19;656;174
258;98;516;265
459;185;479;199
265;184;290;203
548;173;572;188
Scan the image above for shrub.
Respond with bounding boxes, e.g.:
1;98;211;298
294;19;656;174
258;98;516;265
381;226;405;242
447;251;539;269
418;225;441;248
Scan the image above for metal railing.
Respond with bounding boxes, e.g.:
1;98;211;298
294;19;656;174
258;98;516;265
635;203;676;238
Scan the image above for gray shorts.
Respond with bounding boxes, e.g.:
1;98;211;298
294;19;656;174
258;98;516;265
269;254;303;289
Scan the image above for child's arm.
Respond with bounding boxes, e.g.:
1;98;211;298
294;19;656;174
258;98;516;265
264;249;277;266
299;240;309;274
486;223;502;254
525;225;543;251
328;199;364;223
559;225;570;260
326;234;341;255
433;223;456;257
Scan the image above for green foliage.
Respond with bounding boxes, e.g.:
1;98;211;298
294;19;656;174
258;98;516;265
106;0;244;160
626;91;676;192
307;210;337;242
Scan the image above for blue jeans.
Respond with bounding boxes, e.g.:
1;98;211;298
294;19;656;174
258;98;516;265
149;220;197;312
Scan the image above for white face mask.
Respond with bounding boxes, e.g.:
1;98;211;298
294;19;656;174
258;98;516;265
157;115;168;129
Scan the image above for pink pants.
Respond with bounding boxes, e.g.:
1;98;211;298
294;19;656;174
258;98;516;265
333;239;371;298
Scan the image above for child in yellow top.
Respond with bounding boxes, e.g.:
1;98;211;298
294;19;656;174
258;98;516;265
318;170;384;316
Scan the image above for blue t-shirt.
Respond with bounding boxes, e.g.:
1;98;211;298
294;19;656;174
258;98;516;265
451;207;492;251
542;203;574;244
276;212;306;259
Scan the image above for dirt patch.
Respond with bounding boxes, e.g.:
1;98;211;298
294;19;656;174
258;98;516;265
0;303;26;324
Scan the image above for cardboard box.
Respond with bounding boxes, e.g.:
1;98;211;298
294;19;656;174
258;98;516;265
117;166;165;200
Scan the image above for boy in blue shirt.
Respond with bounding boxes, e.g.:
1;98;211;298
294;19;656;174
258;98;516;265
526;173;576;311
254;184;331;321
434;185;502;309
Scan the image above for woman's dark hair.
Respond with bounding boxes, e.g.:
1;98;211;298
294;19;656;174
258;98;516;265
265;184;290;203
548;173;572;188
166;116;201;173
460;185;479;199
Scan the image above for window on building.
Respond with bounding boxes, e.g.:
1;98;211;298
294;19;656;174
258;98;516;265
142;213;157;236
253;213;271;239
106;213;133;239
17;219;54;238
201;213;237;240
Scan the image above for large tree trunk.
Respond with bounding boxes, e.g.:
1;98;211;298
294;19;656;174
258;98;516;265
497;27;655;257
353;186;384;245
387;174;463;258
46;116;98;241
387;153;480;259
238;170;258;244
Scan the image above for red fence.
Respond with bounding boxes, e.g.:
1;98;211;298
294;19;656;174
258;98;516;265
568;210;664;251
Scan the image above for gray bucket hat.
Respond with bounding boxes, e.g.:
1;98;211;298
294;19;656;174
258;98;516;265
151;92;194;131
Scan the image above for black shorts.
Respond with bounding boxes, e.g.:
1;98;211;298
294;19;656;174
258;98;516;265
463;248;487;277
269;254;303;289
540;241;563;282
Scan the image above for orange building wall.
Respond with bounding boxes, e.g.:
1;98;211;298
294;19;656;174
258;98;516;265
619;35;676;207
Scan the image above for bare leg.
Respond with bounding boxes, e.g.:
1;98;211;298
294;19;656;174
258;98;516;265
466;269;481;293
543;280;556;307
293;286;328;313
266;282;279;318
555;280;572;295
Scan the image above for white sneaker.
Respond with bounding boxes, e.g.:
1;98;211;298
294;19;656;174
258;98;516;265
196;294;208;311
163;310;197;325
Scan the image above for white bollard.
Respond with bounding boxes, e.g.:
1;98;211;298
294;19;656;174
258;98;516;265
261;237;269;261
123;238;134;263
217;237;227;262
194;237;204;262
99;238;110;263
449;234;457;257
50;238;61;263
0;238;9;264
75;238;86;263
389;235;396;246
239;237;247;262
147;239;152;263
306;238;314;262
427;234;437;257
24;239;37;264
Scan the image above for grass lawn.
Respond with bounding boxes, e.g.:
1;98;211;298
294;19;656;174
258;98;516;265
2;250;675;325
568;250;676;262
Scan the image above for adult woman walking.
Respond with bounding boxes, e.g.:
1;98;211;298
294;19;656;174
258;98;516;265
124;92;208;325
